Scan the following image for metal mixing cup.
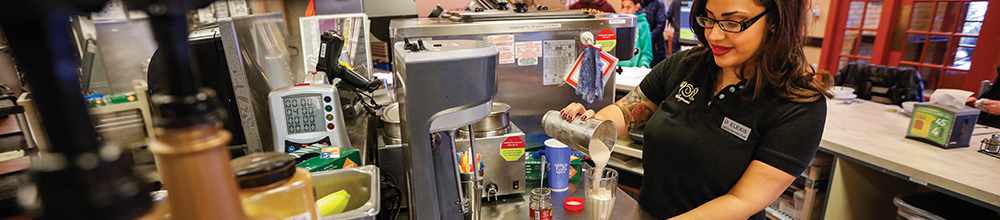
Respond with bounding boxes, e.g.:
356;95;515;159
540;110;616;156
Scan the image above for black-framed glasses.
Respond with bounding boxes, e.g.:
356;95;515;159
696;9;771;33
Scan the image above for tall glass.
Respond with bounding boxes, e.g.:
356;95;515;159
584;167;618;220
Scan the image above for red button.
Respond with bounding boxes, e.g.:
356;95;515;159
295;83;310;86
321;142;328;145
327;123;335;130
302;144;307;147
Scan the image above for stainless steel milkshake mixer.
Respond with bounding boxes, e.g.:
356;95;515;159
392;39;498;220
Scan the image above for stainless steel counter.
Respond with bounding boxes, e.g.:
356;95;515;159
394;176;656;220
479;178;656;220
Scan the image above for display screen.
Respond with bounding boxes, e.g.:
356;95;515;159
283;95;326;134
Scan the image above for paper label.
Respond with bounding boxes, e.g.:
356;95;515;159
595;29;617;52
509;24;561;30
518;57;538;66
516;41;543;58
485;35;516;64
721;117;751;141
610;19;627;24
542;40;577;85
500;136;525;162
321;147;341;159
908;106;952;146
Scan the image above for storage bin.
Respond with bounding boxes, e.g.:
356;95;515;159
894;192;999;220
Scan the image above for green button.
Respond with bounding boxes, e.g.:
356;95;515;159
326;106;333;112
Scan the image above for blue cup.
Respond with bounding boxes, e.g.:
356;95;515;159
545;138;571;191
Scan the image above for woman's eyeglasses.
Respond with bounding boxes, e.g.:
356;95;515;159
695;9;770;33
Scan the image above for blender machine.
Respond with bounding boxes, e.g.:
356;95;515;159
393;39;498;220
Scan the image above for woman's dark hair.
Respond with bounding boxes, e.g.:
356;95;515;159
688;0;832;102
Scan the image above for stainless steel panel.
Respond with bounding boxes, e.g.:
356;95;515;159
218;13;295;153
93;19;157;94
390;15;636;146
456;124;527;198
313;165;380;220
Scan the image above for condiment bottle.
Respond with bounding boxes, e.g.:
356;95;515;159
529;188;553;220
232;153;318;219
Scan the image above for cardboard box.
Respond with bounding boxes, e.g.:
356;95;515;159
291;145;361;172
525;151;583;183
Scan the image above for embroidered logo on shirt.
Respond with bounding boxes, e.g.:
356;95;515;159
675;81;699;104
721;117;751;141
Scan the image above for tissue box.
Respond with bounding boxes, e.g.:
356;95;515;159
906;103;980;149
525;151;583;183
292;145;361;172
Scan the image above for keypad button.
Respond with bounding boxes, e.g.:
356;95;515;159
326;106;333;112
324;96;332;103
719;94;725;99
729;87;735;92
327;114;334;121
327;123;335;130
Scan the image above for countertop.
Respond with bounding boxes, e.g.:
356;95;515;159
478;178;657;220
821;99;1000;210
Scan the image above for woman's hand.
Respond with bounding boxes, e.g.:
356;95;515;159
982;99;1000;115
560;102;597;121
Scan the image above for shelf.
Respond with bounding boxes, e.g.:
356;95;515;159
0;156;29;176
614;138;642;159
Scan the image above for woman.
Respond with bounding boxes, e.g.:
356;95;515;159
560;0;832;219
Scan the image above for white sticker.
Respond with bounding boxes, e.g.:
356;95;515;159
721;117;751;141
508;24;562;30
515;41;542;58
610;19;627;24
518;57;538;66
484;35;516;64
542;40;576;85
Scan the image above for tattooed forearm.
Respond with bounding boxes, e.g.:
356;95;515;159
615;88;654;132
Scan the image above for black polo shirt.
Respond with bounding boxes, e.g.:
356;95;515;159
635;47;827;219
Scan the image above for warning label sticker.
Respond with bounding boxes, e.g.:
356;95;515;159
500;136;525;162
595;29;617;52
516;41;542;58
542;40;576;85
485;35;516;64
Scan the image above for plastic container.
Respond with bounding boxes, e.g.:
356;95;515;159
312;165;381;220
894;192;1000;220
232;153;318;220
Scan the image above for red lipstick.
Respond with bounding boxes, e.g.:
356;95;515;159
711;44;733;56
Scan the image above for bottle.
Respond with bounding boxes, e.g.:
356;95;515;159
529;188;553;220
232;153;318;219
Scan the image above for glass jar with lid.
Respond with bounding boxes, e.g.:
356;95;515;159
231;152;317;219
529;187;552;220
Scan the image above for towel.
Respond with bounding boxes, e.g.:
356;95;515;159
577;45;604;103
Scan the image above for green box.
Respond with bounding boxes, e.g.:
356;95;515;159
292;145;361;172
525;151;583;183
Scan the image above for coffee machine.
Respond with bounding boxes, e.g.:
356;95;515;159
393;39;498;220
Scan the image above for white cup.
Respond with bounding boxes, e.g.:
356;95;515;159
830;86;855;98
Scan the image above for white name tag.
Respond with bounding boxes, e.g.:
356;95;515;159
721;117;751;141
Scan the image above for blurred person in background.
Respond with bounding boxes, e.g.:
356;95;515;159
664;0;682;54
569;0;618;13
619;0;653;68
634;0;667;66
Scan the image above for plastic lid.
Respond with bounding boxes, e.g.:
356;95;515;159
231;153;297;189
564;197;584;211
544;138;568;148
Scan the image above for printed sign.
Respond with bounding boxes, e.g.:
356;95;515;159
595;29;617;52
908;106;953;146
485;35;516;64
516;41;543;58
500;136;526;162
543;40;576;85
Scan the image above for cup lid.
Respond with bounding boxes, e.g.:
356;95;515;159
544;138;568;148
564;197;584;211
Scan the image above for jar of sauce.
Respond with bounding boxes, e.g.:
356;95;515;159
529;187;553;220
231;153;317;219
